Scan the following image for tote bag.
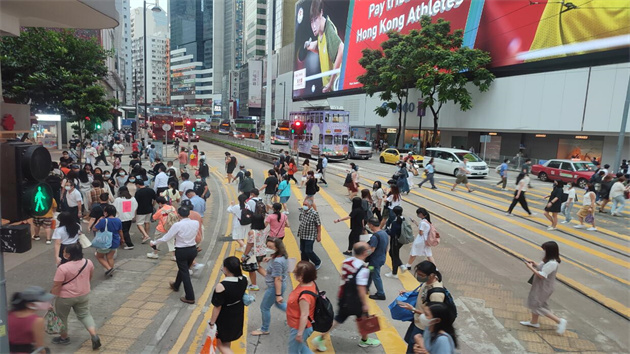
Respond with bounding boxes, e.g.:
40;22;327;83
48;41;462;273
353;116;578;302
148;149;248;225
91;219;112;249
388;285;421;321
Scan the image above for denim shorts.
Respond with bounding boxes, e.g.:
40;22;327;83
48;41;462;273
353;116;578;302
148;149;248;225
280;196;290;203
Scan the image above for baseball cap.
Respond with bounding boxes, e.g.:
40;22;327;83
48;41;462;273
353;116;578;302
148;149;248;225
12;286;54;304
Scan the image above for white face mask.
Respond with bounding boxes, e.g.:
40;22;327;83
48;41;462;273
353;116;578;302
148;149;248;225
64;186;72;191
27;301;49;311
419;314;437;328
120;173;126;176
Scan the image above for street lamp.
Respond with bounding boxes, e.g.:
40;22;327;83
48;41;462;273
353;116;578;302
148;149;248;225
143;0;162;137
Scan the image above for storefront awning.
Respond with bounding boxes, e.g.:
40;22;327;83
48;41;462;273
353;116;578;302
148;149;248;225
0;0;119;36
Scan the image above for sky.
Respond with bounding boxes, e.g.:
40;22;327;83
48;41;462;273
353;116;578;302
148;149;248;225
130;0;168;13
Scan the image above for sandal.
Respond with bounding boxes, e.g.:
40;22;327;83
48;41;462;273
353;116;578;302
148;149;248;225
250;329;270;336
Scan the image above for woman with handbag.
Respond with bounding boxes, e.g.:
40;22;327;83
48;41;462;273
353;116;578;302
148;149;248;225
265;203;290;239
8;286;51;353
372;181;386;222
209;256;248;354
520;241;567;334
53;212;81;266
397;261;447;354
50;243;101;349
575;183;597;230
251;237;289;336
91;205;123;277
241;201;268;291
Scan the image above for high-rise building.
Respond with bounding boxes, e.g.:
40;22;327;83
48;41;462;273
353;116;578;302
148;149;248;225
170;0;217;118
245;0;266;60
114;0;133;105
131;5;169;107
216;0;245;118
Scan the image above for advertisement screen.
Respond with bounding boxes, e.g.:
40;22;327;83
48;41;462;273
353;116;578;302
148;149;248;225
248;60;263;108
292;0;630;99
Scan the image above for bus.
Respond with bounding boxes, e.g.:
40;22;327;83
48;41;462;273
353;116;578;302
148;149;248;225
259;119;291;145
290;110;350;160
234;117;259;138
218;120;231;135
209;118;221;133
149;115;178;143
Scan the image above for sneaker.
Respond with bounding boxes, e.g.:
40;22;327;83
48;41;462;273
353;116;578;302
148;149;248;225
501;188;507;191
574;224;585;229
384;272;398;279
105;268;115;277
315;263;322;270
283;211;290;215
32;236;41;241
311;335;327;352
399;265;407;274
124;246;134;250
146;253;159;259
52;336;71;345
193;263;205;270
46;240;52;245
358;337;381;348
519;321;540;328
141;237;150;244
368;294;386;301
505;212;512;216
91;335;101;350
587;227;597;231
417;184;422;189
546;227;556;231
171;256;177;261
560;221;568;224
342;250;352;256
431;187;438;189
248;285;260;291
188;269;193;275
556;318;567;335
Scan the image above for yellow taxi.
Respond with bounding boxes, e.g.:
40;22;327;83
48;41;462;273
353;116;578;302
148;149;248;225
379;148;423;165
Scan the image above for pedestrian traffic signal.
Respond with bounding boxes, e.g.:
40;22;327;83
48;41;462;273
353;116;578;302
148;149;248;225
291;121;304;136
96;123;101;130
1;142;53;221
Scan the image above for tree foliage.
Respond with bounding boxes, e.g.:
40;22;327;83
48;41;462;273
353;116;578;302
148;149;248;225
411;16;494;146
358;16;494;147
0;28;117;137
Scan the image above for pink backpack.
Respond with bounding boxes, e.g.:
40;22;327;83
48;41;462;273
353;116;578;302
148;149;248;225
425;223;440;247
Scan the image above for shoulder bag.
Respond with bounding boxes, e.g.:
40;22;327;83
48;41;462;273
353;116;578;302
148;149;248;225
62;259;89;286
91;219;113;249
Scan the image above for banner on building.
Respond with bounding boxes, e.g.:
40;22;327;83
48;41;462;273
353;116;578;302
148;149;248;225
292;0;630;99
248;60;263;108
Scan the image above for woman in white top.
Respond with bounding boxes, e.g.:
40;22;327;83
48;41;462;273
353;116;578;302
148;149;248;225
405;207;435;271
609;176;627;216
575;184;597;230
382;185;401;228
114;186;138;250
160;182;181;208
372;181;386;222
227;194;249;251
505;173;532;216
53;212;81;266
521;241;567;335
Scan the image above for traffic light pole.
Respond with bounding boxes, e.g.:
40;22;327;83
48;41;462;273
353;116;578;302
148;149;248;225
0;144;10;354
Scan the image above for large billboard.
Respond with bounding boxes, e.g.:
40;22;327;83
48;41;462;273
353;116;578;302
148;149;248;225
248;60;263;108
292;0;630;99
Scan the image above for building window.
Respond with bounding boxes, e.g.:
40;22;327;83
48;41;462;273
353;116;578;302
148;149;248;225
257;8;266;15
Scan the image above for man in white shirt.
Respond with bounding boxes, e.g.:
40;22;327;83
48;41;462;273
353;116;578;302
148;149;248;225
63;181;83;223
112;140;125;160
154;165;169;195
151;207;199;304
179;173;194;201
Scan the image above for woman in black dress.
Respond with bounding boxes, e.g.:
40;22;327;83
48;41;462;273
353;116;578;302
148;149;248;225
543;180;564;231
209;256;248;353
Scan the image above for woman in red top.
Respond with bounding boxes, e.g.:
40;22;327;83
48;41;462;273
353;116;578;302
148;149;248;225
286;261;318;353
8;286;51;353
286;158;299;184
190;145;199;168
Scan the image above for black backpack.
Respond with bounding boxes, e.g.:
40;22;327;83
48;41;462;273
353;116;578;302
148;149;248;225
344;172;353;184
230;156;237;165
339;265;365;314
240;205;253;226
299;283;334;333
254;199;266;216
426;287;458;319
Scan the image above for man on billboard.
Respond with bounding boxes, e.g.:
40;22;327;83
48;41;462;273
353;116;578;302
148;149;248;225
304;0;344;93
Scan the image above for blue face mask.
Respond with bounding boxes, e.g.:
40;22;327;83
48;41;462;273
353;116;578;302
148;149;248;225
302;205;309;210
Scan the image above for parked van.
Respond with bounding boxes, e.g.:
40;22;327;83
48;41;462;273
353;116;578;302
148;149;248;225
348;139;373;159
424;148;489;177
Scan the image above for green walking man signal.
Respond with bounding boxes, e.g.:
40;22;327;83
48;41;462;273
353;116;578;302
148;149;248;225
34;186;47;213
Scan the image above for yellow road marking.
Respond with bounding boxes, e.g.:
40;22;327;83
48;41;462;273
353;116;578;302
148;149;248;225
291;184;407;353
344;173;630;316
435;181;630;249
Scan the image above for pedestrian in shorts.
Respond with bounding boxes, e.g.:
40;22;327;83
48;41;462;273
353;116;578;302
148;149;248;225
32;199;57;244
450;158;474;193
259;169;279;211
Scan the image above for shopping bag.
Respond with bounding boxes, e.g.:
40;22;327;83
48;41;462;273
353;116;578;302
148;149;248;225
200;323;218;354
356;315;381;337
585;213;594;224
44;309;66;334
78;233;92;248
91;219;112;249
241;255;259;272
388;285;421;321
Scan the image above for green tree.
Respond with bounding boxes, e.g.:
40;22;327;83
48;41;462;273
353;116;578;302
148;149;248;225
412;16;494;147
358;31;417;148
0;28;117;151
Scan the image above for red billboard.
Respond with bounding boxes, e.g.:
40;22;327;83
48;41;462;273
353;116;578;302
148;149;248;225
292;0;630;99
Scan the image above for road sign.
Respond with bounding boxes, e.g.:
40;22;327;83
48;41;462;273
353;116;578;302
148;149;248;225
480;135;491;143
162;124;172;131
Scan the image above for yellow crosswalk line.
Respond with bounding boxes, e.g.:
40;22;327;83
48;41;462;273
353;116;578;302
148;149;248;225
291;183;407;353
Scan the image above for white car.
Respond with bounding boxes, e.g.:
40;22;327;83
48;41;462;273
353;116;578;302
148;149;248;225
424;147;489;177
